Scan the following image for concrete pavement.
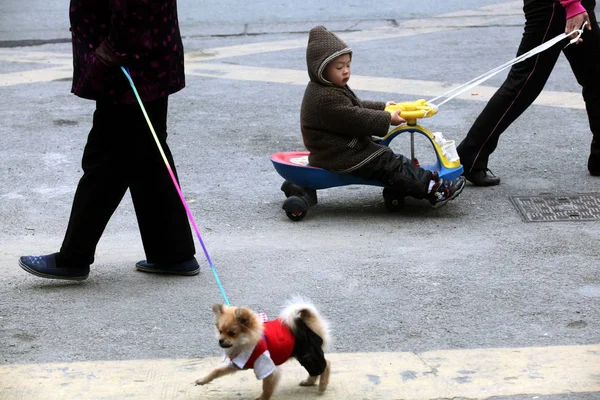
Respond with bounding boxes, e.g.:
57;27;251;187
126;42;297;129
2;345;599;399
1;1;599;399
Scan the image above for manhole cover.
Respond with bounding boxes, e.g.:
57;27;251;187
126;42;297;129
510;194;600;222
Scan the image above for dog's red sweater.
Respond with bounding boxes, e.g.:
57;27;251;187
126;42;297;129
245;319;295;368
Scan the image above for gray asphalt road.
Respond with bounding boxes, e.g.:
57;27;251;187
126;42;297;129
1;1;599;399
1;0;509;41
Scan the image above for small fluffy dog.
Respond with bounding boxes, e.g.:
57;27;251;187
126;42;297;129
195;297;331;400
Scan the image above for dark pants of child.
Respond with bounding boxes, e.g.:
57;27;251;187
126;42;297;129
349;150;432;198
58;97;195;267
457;0;600;174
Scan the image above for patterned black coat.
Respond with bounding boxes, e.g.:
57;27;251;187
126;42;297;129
69;0;185;104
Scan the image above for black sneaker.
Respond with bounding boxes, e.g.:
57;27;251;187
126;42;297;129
135;258;200;276
19;253;89;281
464;168;500;186
428;176;466;208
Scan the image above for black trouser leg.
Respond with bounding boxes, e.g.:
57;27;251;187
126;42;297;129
59;97;195;266
562;0;600;165
351;151;433;199
127;98;195;264
457;0;566;173
59;101;131;266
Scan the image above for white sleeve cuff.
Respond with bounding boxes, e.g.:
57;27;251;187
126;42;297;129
253;350;277;380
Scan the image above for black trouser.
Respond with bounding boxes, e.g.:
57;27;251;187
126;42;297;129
457;0;600;173
59;97;195;266
350;150;433;199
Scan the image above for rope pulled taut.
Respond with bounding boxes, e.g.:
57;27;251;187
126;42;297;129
427;23;587;109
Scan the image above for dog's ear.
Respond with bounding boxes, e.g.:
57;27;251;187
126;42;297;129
234;307;254;328
212;304;224;316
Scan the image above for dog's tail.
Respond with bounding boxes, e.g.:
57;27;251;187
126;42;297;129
279;296;330;349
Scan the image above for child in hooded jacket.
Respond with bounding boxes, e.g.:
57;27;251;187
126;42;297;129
300;26;465;207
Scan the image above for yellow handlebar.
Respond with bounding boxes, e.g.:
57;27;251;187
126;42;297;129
384;99;438;123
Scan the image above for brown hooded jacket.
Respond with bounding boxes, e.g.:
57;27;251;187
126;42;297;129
300;26;393;173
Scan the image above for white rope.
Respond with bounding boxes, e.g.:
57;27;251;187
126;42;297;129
428;22;587;109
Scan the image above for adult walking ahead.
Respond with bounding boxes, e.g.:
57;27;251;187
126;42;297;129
19;0;198;280
458;0;599;186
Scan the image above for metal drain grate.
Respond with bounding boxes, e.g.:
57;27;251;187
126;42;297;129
510;194;600;222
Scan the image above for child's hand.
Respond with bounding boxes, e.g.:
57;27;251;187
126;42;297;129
385;101;397;107
389;109;406;126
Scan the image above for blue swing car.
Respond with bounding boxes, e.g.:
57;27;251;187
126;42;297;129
270;100;463;221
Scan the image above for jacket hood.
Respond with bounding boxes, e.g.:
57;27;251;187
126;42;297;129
306;25;352;85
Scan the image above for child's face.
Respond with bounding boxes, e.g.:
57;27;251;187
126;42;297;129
324;54;351;87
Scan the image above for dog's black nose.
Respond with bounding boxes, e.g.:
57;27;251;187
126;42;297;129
219;339;225;346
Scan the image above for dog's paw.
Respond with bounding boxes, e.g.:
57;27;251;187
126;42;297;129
195;377;211;386
318;360;332;393
299;378;317;387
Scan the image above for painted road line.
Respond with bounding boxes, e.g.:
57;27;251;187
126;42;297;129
0;66;71;86
0;59;584;109
186;1;522;62
431;1;521;19
1;344;598;399
0;53;584;110
0;49;71;64
186;27;449;62
186;62;585;110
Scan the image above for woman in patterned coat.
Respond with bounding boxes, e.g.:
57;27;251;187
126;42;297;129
19;0;198;280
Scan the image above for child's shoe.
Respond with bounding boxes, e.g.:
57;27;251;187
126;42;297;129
428;175;466;208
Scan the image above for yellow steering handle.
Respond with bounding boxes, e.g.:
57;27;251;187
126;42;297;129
384;99;438;122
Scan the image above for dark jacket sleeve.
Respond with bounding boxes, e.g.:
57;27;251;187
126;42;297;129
361;100;386;110
319;91;391;138
97;0;155;66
